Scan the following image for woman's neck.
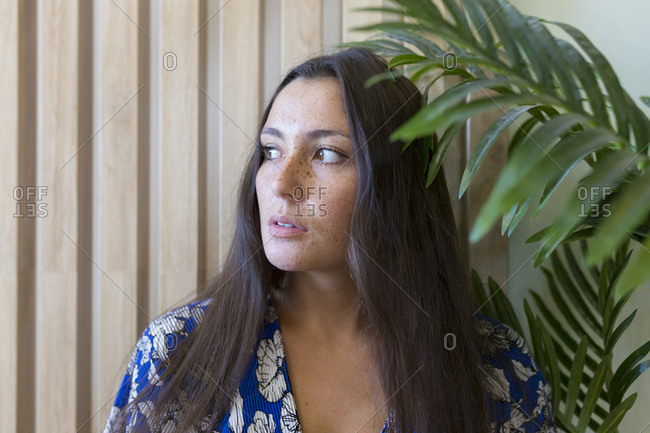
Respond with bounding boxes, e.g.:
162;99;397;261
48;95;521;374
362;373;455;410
272;270;365;340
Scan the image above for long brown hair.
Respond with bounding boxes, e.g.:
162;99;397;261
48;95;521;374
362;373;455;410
112;47;491;432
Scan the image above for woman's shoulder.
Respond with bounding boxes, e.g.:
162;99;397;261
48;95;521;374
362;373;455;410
138;298;213;363
473;313;556;432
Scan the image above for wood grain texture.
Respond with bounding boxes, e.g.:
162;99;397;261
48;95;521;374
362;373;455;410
38;0;79;431
342;0;383;42
16;1;37;430
282;0;322;73
217;0;262;270
0;0;18;432
159;0;200;311
95;0;141;430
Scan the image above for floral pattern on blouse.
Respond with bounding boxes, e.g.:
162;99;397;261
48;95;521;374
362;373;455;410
103;298;556;433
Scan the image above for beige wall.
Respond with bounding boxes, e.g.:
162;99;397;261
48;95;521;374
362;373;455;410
2;1;509;432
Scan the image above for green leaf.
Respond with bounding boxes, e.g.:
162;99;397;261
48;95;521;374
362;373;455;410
595;393;638;433
440;0;472;40
500;1;554;92
577;355;609;432
338;39;415;57
603;251;632;312
623;89;650;152
529;150;638;265
541;267;602;355
605;310;636;353
463;0;496;57
387;54;429;69
377;29;446;58
562;244;598;310
501;203;518;235
565;337;588;422
555;39;609;125
394;93;554;142
475;0;529;79
471;114;588;242
538;318;561;411
526;16;583;112
364;69;403;88
471;268;495;318
391;77;517;138
529;291;578;355
551;21;631;140
506;194;534;236
561;227;596;243
613;360;650;408
425;121;466;187
551;251;602;336
617;236;650;297
605;293;631;343
459;105;537;198
609;340;650;405
523;299;545;364
588;170;650;264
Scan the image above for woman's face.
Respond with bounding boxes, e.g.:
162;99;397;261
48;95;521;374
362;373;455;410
256;77;357;273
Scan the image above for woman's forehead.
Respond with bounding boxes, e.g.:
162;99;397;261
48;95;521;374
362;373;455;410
264;77;349;134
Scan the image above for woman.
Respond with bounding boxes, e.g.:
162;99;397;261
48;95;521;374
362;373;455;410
104;47;555;433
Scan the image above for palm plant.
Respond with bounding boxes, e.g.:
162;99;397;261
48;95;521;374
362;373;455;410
472;243;649;432
343;0;650;431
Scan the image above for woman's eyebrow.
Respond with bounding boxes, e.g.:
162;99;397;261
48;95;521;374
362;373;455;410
306;129;349;140
261;127;349;141
261;127;284;139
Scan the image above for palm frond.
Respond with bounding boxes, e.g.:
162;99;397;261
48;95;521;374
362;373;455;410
345;0;650;293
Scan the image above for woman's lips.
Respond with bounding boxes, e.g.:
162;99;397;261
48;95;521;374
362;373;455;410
268;215;308;237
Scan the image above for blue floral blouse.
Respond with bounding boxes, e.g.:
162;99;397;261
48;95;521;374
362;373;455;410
103;298;555;433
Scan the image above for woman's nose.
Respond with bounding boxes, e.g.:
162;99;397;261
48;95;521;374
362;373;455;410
270;154;306;202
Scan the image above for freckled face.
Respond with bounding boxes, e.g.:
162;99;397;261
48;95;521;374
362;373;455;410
255;77;357;273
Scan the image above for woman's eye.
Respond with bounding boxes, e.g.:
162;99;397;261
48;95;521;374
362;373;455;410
262;146;281;160
315;147;347;164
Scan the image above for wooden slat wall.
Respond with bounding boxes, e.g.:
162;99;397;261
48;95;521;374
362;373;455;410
1;1;507;431
94;1;140;431
216;0;262;272
0;0;18;432
283;0;322;72
38;1;80;432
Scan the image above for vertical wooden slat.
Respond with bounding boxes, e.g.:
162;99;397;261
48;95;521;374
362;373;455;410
342;0;383;42
198;0;209;285
0;0;18;432
17;0;37;431
201;0;222;282
216;0;262;269
282;0;322;73
159;0;200;311
137;0;152;335
38;0;78;431
95;0;141;430
76;0;94;431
